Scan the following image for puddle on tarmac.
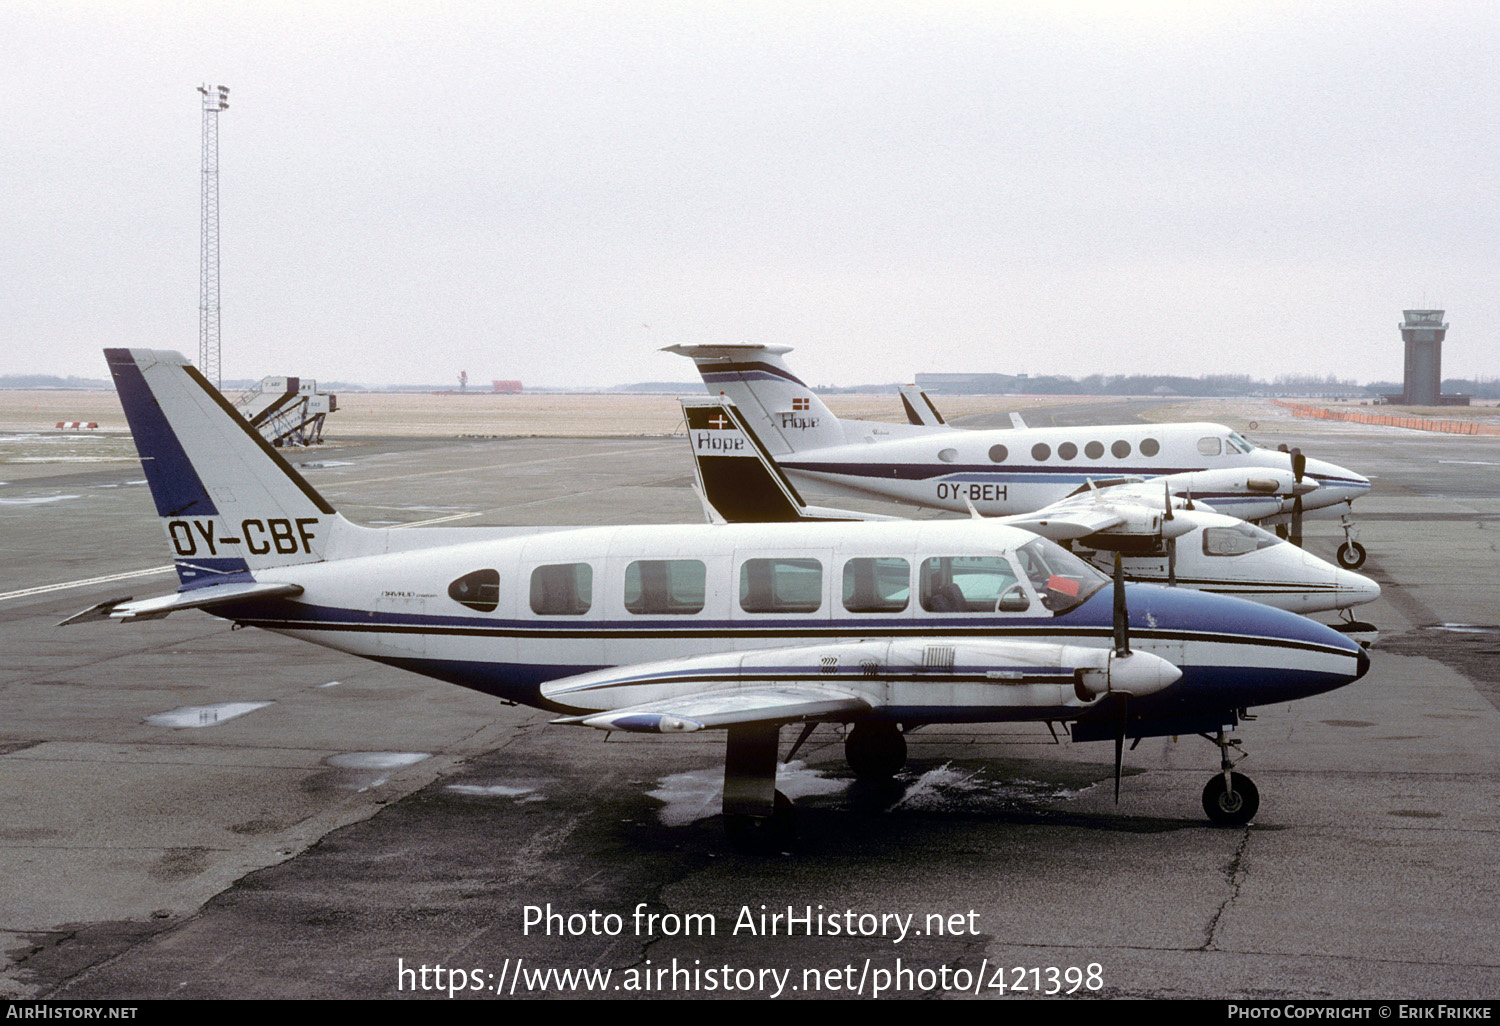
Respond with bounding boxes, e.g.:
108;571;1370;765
650;761;847;827
892;763;1086;812
445;783;545;802
145;701;273;728
315;752;433;792
0;495;80;505
326;752;431;770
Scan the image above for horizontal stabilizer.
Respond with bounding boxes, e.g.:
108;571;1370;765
59;580;303;625
551;684;870;733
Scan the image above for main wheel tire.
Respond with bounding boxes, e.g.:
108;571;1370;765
725;791;796;854
845;724;907;779
1202;772;1260;826
1336;542;1367;570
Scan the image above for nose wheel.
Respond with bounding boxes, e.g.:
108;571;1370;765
1200;729;1259;826
1202;772;1259;826
1335;511;1366;569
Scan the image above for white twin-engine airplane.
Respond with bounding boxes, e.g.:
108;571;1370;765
666;344;1373;570
679;397;1380;635
68;350;1369;852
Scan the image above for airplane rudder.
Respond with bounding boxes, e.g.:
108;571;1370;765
106;348;339;575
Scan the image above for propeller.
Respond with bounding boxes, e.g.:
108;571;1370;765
1111;551;1129;799
1289;447;1306;548
1164;482;1177;587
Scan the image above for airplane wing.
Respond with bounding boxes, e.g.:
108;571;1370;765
59;580;304;625
551;684;871;733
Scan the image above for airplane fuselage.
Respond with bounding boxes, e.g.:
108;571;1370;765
778;422;1370;520
218;519;1367;730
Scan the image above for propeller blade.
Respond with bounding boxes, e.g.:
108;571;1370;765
1113;693;1128;802
1167;536;1177;587
1291;446;1307;482
1112;551;1130;657
1290;495;1304;548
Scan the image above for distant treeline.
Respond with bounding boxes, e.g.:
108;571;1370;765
901;372;1500;399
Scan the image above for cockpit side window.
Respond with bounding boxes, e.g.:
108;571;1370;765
1197;436;1222;456
448;568;500;613
1015;538;1109;613
1202;523;1281;557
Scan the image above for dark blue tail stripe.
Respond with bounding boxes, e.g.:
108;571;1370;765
106;350;218;519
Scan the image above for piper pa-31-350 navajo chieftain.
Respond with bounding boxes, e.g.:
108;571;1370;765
666;344;1373;570
679;396;1380;637
67;350;1369;851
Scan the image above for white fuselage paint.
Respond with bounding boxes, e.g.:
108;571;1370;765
229;519;1364;721
778;422;1370;521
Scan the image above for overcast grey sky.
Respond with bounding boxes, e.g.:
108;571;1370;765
4;1;1497;388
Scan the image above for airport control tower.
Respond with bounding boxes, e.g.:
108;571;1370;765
1399;309;1447;406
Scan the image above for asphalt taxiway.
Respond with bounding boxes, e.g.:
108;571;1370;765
1;403;1497;999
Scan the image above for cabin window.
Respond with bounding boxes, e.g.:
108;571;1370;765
1203;523;1281;557
624;559;706;614
920;556;1029;613
1197;436;1222;456
988;444;1008;463
448;568;500;613
1031;443;1051;461
938;447;958;463
1085;440;1104;459
1140;437;1161;457
1058;441;1078;461
740;558;823;613
1111;439;1131;458
842;557;910;613
529;562;592;615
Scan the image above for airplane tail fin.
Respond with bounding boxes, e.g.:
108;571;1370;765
898;383;947;426
105;348;357;586
663;344;846;454
680;396;889;523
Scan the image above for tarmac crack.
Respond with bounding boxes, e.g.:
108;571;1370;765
1202;827;1252;951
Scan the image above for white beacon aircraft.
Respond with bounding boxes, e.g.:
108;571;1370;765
67;350;1370;851
666;344;1373;569
679;396;1379;639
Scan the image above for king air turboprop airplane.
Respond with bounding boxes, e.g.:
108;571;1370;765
680;396;1380;635
666;344;1372;570
67;350;1369;851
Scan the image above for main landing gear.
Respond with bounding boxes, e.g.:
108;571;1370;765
1200;728;1259;826
722;724;797;854
721;722;910;852
844;722;907;780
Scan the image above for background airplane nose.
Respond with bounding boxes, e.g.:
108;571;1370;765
1335;567;1380;606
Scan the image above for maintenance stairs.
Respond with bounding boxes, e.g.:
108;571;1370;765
232;376;338;447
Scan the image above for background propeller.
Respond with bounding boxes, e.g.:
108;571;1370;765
1290;447;1306;547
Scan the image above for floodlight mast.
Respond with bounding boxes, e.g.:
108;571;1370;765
198;84;230;388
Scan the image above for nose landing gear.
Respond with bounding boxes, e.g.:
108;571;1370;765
1200;728;1259;826
1335;511;1366;569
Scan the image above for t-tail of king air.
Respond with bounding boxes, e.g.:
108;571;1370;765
668;344;1373;570
68;349;1369;852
